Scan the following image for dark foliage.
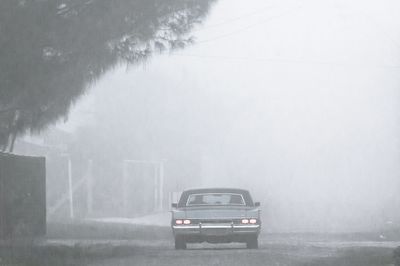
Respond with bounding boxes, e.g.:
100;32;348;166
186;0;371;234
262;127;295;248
0;0;215;151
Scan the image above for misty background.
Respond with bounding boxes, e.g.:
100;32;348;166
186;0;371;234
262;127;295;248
11;0;400;233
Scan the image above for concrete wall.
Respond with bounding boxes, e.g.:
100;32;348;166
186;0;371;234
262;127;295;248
0;153;46;239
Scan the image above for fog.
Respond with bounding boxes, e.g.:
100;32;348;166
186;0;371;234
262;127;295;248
30;0;400;233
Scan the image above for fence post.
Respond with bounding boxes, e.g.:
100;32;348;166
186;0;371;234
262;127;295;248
67;157;74;219
122;161;128;217
86;159;93;216
154;164;159;212
159;161;164;211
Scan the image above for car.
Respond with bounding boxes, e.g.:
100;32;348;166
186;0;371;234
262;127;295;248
171;188;261;249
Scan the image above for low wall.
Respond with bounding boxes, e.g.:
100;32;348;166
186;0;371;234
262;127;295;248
0;153;46;239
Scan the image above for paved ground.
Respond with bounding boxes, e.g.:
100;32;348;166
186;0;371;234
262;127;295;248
1;214;399;266
1;232;398;266
85;234;398;266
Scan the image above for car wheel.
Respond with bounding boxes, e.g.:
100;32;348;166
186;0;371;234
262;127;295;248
246;236;258;249
174;236;187;250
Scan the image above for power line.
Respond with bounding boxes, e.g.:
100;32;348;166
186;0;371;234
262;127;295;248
193;5;277;32
170;2;400;70
194;6;304;45
169;53;400;69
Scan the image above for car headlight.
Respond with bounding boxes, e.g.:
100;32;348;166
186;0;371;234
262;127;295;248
249;218;257;224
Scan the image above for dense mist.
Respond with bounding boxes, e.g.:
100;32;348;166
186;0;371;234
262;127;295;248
15;0;400;233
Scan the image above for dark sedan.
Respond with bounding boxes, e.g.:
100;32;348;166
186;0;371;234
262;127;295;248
171;188;261;249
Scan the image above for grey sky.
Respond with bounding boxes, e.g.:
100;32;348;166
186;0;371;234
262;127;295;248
60;0;400;231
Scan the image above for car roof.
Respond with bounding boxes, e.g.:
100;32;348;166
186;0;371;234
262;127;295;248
182;188;250;194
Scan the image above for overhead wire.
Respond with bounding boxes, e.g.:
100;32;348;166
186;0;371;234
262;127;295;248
168;2;400;70
194;5;304;44
169;53;400;70
192;4;277;32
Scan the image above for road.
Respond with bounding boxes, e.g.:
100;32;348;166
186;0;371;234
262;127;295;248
2;225;398;266
86;233;398;266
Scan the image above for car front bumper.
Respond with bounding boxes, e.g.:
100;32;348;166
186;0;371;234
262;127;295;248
172;223;261;237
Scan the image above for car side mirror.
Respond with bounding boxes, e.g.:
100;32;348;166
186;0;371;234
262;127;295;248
171;203;178;208
254;202;260;207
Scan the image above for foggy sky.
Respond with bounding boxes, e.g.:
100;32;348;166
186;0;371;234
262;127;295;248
61;0;400;232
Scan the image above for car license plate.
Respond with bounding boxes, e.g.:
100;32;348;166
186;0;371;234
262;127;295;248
202;224;231;235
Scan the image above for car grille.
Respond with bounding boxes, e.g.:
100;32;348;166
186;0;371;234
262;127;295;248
190;219;243;225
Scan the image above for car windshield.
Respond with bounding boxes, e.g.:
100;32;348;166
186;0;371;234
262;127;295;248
186;193;245;206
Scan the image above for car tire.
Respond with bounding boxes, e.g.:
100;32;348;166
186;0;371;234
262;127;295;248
175;236;187;250
246;236;258;249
